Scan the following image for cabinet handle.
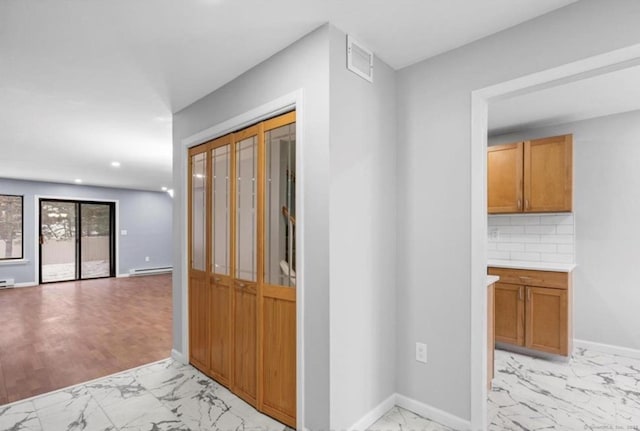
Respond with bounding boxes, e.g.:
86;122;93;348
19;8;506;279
237;282;246;288
214;277;221;282
527;288;531;301
525;199;529;210
519;287;523;301
517;199;522;210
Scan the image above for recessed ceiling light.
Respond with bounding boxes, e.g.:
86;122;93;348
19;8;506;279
111;161;121;167
74;179;83;184
161;186;168;191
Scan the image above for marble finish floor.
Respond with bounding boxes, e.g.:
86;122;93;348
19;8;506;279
2;347;638;430
368;347;640;431
0;358;288;431
488;347;640;430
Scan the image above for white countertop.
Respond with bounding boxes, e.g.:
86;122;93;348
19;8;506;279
488;259;576;272
487;275;500;286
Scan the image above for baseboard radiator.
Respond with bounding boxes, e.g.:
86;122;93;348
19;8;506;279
0;278;16;289
129;267;172;276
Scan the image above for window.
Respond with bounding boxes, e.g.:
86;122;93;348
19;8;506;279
0;195;23;260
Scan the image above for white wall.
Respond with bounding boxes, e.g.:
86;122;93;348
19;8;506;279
490;109;640;351
328;26;397;430
396;0;640;421
172;26;331;430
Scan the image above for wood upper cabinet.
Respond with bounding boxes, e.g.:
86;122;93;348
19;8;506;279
488;134;573;214
488;143;523;213
489;267;572;356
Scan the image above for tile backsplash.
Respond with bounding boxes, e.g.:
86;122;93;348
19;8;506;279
488;214;575;264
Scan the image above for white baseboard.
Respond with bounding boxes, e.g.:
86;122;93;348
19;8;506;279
574;339;640;360
396;393;471;431
116;273;130;278
345;393;471;431
14;281;38;288
171;349;188;364
347;393;396;431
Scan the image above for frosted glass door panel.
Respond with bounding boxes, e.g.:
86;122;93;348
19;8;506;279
191;152;207;271
212;145;231;275
235;136;257;281
265;123;296;287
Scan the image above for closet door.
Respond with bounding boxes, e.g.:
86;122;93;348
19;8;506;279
260;112;297;427
188;148;210;372
232;125;260;406
209;136;232;385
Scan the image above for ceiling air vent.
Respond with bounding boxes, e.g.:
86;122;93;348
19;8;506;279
347;35;373;83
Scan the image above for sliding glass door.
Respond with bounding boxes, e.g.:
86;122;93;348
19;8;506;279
40;199;115;283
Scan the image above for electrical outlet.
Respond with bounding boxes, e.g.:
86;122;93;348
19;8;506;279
489;227;499;240
415;342;427;363
145;256;150;262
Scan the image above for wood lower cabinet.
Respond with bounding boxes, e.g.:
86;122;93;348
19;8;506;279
488;134;573;214
526;286;568;355
489;267;572;356
494;283;525;346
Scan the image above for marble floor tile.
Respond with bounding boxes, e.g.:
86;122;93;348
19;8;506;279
367;347;640;431
0;401;41;431
36;394;115;431
367;406;454;431
0;358;288;431
2;346;638;431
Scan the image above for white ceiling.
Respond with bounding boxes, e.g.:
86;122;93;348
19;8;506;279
489;64;640;136
0;0;577;191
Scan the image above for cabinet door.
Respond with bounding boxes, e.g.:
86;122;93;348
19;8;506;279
525;287;568;355
524;135;572;212
494;282;524;346
488;143;523;214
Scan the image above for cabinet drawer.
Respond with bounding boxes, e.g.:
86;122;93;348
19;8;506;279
488;267;568;289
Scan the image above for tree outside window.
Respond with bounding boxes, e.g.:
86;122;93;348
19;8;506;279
0;195;23;260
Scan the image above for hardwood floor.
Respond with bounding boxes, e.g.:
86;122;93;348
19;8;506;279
0;274;172;405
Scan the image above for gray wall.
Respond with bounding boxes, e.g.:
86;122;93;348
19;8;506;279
396;0;640;421
172;26;331;430
0;177;173;283
489;110;640;351
328;26;397;430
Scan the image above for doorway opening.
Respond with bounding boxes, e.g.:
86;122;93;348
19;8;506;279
471;45;640;430
39;199;116;283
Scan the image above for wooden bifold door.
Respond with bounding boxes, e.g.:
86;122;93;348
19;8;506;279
188;111;297;428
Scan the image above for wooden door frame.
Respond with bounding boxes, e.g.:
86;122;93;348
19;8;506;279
34;194;120;283
178;90;305;430
470;44;640;430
